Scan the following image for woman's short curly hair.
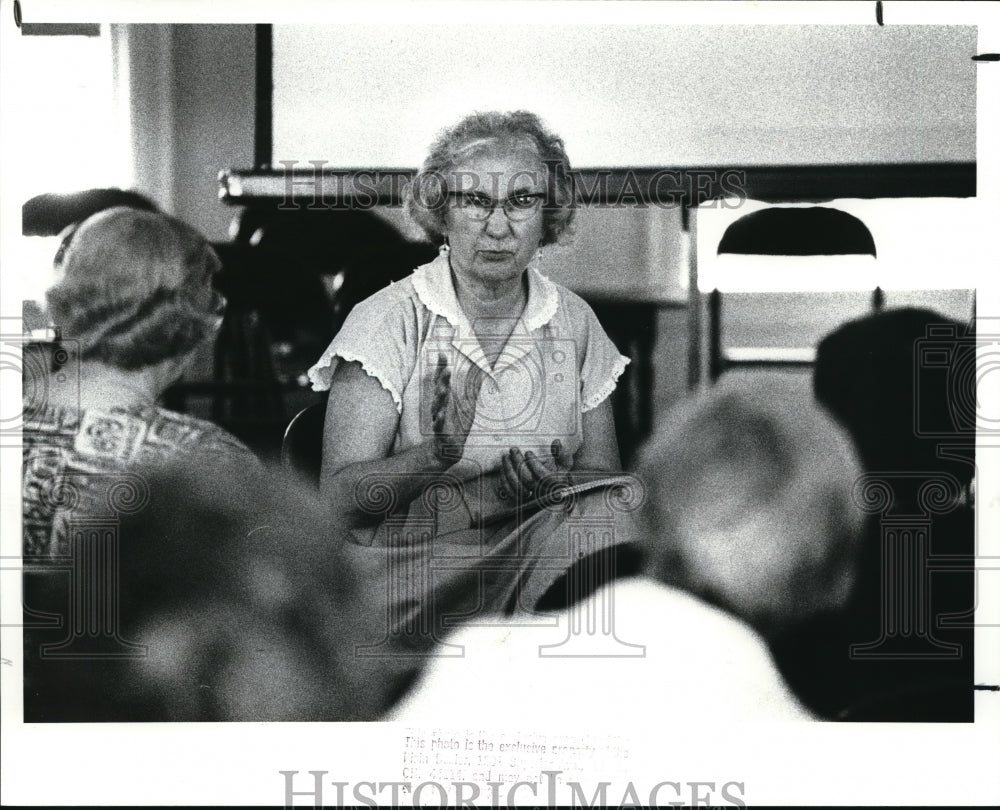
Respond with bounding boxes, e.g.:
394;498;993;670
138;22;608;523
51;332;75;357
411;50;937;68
46;207;222;370
405;110;575;246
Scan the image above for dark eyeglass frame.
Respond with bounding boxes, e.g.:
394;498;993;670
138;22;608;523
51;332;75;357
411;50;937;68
445;191;546;222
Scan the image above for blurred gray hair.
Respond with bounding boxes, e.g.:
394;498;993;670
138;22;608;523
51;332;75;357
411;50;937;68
635;373;865;637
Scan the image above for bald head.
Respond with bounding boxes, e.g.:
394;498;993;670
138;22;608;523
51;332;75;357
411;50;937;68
636;374;864;637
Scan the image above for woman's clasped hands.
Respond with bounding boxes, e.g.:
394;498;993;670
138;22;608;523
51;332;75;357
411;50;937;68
500;439;573;505
429;352;573;504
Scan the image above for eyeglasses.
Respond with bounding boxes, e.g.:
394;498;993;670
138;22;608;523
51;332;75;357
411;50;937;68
446;191;545;222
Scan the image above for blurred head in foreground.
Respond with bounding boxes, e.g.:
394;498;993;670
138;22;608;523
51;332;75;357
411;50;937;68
635;373;864;639
24;458;418;722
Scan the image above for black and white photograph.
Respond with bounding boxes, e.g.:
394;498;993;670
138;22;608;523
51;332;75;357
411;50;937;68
1;0;998;805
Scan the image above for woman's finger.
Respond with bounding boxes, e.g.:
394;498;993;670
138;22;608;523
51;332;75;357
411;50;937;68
500;452;521;497
524;450;551;483
550;438;571;470
509;448;536;490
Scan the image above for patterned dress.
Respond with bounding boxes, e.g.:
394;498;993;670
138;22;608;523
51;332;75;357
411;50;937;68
22;402;257;560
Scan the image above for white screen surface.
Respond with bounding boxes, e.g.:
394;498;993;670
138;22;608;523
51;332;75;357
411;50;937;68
273;24;975;168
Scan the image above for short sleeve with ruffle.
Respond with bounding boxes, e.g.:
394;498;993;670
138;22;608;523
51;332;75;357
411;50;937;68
570;295;631;413
306;284;415;413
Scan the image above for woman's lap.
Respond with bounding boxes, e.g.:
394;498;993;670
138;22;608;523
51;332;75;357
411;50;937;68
348;479;641;645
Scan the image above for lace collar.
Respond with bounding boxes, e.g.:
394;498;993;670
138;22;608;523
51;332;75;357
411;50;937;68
410;252;559;334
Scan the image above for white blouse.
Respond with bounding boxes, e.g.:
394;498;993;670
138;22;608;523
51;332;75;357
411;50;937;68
307;253;630;526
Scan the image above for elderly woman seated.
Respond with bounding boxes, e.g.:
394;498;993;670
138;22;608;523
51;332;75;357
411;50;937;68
22;207;257;561
21;207;261;719
389;374;865;724
308;111;637;639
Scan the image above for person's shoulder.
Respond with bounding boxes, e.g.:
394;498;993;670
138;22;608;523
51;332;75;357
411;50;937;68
635;580;761;643
542;280;617;357
539;273;584;309
346;274;422;327
363;274;419;307
546;277;601;326
149;408;257;460
386;621;552;721
605;578;774;662
604;579;816;719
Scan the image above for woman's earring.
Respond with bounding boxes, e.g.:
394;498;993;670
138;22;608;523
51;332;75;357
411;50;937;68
439;238;450;258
